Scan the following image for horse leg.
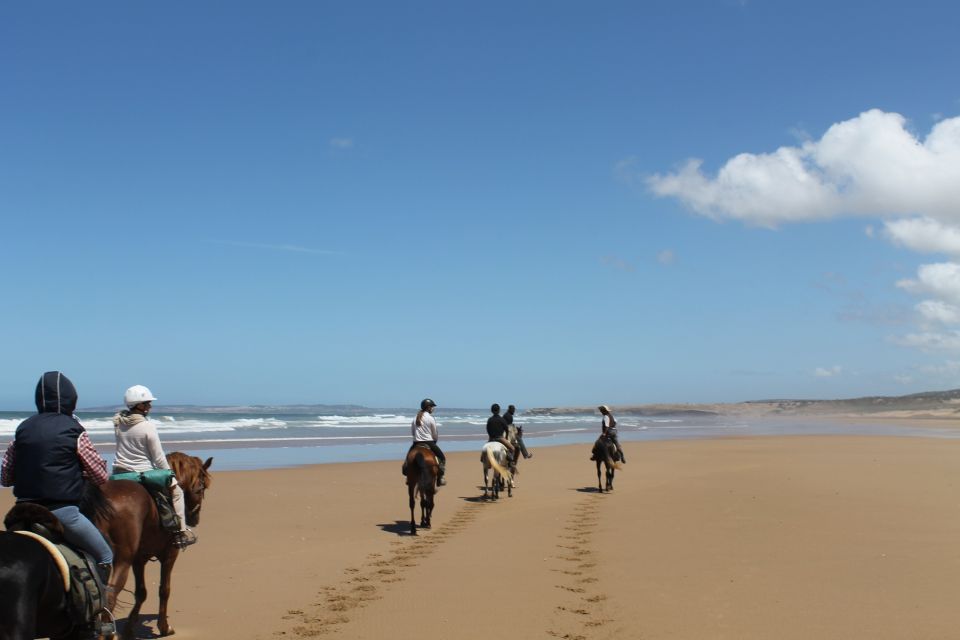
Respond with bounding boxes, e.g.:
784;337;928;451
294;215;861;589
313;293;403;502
107;557;132;613
157;549;178;636
408;483;417;535
596;461;603;492
121;558;147;640
482;465;489;499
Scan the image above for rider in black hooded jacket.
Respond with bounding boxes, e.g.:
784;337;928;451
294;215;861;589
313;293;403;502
1;372;113;583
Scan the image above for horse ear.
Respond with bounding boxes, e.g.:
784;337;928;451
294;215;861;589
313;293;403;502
203;457;213;470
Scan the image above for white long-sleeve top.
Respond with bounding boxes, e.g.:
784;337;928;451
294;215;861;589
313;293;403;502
112;411;170;472
412;412;438;442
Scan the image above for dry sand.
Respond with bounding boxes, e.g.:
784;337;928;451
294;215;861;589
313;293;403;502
4;434;960;639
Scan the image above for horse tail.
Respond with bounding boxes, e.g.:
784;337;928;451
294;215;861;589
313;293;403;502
608;446;622;471
485;447;512;484
80;479;116;526
415;452;435;495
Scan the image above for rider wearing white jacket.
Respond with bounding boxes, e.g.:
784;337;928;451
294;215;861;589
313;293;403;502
112;385;196;549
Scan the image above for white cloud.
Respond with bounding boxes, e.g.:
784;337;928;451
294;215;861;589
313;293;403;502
657;249;675;265
814;365;843;377
646;109;960;227
884;217;960;256
896;262;960;306
916;300;960;325
329;137;354;149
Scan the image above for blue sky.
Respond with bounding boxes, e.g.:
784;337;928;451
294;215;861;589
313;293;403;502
2;1;960;409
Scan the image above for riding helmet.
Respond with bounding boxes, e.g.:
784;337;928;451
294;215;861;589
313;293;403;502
420;398;437;410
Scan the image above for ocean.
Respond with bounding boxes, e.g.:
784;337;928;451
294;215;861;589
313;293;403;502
1;408;957;471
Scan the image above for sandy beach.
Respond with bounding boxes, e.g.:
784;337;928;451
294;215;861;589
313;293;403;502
4;434;960;639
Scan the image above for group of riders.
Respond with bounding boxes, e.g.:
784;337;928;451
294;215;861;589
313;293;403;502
1;372;625;636
0;371;199;612
404;398;625;485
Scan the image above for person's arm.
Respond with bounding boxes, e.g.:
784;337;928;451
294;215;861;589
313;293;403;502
1;442;15;486
77;432;108;485
428;414;439;441
145;425;171;470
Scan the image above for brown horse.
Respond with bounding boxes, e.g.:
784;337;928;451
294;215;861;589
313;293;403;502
95;452;213;639
404;445;439;535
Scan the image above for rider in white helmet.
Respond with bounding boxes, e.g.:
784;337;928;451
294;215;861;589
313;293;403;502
112;385;197;549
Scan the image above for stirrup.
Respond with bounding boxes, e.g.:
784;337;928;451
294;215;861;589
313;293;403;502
94;607;117;637
173;529;198;550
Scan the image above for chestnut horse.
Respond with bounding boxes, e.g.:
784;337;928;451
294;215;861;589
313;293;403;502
592;436;621;493
96;452;213;639
404;445;439;535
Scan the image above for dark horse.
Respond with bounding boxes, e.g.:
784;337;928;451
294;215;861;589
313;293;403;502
592;436;621;493
404;445;439;535
0;485;115;640
97;452;213;639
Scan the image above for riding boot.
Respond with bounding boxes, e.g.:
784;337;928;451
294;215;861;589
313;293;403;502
92;563;117;638
437;465;446;486
96;562;112;588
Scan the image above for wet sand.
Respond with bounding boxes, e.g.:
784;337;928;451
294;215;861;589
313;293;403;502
3;434;960;639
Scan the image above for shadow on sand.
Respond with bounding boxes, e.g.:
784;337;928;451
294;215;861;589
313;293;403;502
377;520;413;535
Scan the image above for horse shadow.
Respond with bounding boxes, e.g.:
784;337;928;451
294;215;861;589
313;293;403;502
377;521;413;536
575;487;604;493
116;613;163;638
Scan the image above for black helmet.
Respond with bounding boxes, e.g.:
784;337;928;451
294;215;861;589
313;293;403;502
491;403;500;414
420;398;437;410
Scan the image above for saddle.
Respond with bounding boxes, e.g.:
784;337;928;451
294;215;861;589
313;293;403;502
3;503;115;636
111;468;181;532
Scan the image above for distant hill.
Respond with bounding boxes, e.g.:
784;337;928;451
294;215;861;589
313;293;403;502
527;388;960;419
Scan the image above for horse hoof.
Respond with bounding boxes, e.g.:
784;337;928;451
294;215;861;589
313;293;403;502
160;627;175;636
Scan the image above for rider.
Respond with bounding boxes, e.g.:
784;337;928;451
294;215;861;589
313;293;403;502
112;385;197;549
486;404;517;468
504;404;532;459
597;405;625;463
404;398;446;486
0;371;114;586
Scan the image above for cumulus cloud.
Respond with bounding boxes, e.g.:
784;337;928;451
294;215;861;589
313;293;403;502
885;217;960;255
896;263;960;306
647;108;960;355
646;109;960;227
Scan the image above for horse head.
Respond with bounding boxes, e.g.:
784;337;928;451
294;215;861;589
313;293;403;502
168;453;213;527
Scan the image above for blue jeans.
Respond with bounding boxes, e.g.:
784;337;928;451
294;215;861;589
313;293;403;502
50;505;113;565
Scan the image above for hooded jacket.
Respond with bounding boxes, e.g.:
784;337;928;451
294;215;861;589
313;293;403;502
112;410;170;472
12;371;87;506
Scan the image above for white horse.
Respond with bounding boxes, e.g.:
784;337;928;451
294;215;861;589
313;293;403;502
481;441;513;500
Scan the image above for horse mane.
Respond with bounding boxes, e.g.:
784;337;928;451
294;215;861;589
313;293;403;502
168;452;214;490
80;479;116;526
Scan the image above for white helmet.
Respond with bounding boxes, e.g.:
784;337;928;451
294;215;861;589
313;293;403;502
124;385;157;409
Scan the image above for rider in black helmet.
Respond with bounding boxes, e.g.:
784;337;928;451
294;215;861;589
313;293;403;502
504;404;532;459
486;403;517;469
403;398;447;485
